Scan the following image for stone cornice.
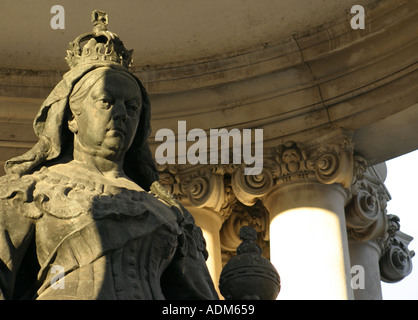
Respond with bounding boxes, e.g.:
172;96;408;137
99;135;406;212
1;1;418;172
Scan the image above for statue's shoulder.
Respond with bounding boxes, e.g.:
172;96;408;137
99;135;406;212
0;172;42;219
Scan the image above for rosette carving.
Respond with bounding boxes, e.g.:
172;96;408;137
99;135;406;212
380;242;414;283
314;152;340;182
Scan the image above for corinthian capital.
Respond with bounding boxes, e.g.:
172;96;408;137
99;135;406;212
230;159;276;206
379;215;415;283
206;130;357;210
345;161;390;241
157;164;225;212
270;129;355;189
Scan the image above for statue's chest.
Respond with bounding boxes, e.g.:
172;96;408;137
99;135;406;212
33;167;151;220
31;167;181;266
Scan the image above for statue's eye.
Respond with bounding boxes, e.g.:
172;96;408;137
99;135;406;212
126;100;140;114
97;97;113;109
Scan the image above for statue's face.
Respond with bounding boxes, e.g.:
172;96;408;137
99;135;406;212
69;72;142;161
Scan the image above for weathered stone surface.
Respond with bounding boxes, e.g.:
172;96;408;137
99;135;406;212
0;1;417;300
0;11;218;300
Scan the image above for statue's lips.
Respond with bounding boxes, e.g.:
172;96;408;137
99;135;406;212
106;128;126;137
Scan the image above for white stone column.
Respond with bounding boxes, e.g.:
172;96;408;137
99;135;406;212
265;182;354;300
345;162;390;300
348;239;382;299
186;206;223;289
260;132;356;299
344;162;415;299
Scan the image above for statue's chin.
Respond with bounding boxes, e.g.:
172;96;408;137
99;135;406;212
100;139;130;160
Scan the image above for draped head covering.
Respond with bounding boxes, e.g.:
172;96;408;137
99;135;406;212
5;63;159;191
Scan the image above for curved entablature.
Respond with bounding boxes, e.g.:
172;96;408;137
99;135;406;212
0;0;417;172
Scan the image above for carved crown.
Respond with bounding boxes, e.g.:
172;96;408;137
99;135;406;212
65;10;133;70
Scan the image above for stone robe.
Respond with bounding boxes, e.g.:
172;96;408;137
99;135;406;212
0;163;218;300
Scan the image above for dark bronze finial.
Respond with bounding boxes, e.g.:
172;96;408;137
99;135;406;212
219;226;280;300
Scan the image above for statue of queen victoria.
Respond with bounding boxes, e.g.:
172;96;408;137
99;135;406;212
0;10;219;300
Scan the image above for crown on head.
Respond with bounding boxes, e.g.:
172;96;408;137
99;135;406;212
65;10;133;70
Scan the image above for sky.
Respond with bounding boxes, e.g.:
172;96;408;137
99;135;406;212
380;150;418;300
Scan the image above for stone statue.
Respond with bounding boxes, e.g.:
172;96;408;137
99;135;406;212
0;10;218;300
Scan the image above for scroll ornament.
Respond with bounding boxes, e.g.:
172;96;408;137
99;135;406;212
157;166;225;212
379;215;415;283
345;181;388;241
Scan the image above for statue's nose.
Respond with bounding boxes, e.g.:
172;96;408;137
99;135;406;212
112;101;128;122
